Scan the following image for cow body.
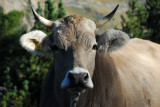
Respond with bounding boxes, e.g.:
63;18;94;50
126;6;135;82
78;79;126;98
111;38;160;107
20;5;160;107
40;38;160;107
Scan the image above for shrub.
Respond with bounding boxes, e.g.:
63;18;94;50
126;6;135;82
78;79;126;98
120;0;160;43
0;0;66;106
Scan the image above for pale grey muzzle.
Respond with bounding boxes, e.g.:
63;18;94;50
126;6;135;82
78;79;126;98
61;67;94;89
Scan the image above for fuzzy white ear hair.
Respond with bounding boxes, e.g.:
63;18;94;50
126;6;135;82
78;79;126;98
20;30;48;55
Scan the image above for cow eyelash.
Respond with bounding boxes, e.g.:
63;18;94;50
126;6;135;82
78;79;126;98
92;44;98;50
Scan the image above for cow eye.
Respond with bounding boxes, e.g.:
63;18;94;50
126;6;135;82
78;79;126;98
92;44;98;50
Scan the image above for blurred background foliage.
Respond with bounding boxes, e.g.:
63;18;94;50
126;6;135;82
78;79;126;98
0;0;65;107
0;0;159;106
120;0;160;43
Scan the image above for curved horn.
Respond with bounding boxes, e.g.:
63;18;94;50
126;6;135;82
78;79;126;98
31;6;53;28
95;4;119;28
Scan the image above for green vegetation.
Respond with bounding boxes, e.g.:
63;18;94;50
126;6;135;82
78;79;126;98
120;0;160;43
45;0;57;20
0;7;24;37
0;0;66;106
57;0;66;19
32;0;66;35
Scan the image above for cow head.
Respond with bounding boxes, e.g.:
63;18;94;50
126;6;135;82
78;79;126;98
20;4;129;100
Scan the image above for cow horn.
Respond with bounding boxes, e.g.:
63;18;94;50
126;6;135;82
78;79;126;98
31;6;53;28
95;4;119;28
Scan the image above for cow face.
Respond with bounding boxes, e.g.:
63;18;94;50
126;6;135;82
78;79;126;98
20;5;129;94
52;16;97;93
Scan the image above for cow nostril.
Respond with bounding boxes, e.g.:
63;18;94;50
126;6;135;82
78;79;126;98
83;73;89;81
68;73;74;81
68;72;89;84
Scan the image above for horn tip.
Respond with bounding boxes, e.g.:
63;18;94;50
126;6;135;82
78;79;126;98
117;4;119;7
115;4;119;10
30;6;39;21
114;4;119;13
95;4;119;28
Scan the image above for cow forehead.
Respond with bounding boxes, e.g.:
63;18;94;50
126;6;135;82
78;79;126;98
53;15;97;33
52;15;97;49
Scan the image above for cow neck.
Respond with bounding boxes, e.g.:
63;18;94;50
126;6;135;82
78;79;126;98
76;53;124;107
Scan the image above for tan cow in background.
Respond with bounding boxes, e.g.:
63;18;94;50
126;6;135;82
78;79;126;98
20;4;160;107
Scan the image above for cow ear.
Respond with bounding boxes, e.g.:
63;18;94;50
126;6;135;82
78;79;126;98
20;30;52;56
96;29;130;53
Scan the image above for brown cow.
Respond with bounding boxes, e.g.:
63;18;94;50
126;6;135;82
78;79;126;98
20;4;160;107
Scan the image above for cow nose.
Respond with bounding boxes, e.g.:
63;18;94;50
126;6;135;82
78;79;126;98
61;67;93;90
68;72;89;84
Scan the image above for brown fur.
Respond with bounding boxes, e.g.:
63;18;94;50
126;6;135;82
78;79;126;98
111;38;160;107
77;54;124;107
39;15;160;107
61;15;85;25
40;38;160;107
52;15;95;51
20;12;160;106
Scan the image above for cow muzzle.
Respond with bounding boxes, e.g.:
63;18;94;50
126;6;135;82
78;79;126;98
61;67;93;93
